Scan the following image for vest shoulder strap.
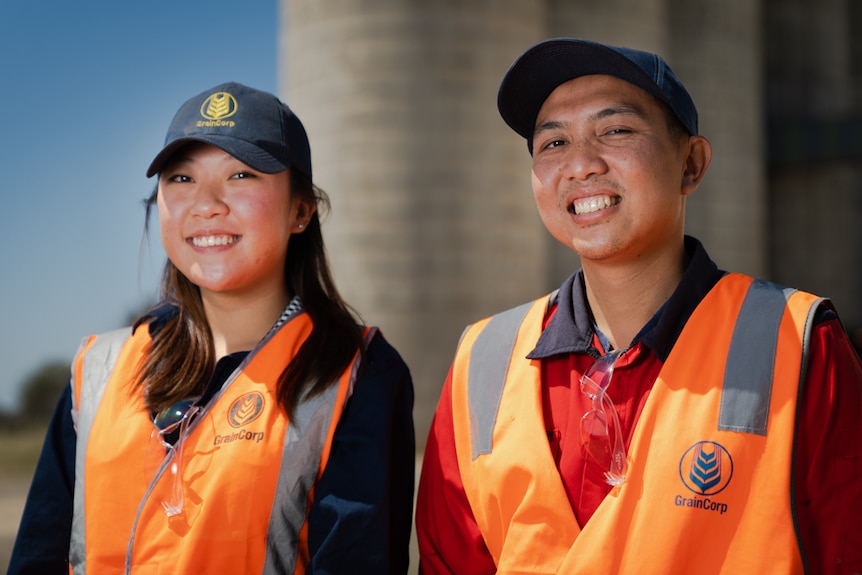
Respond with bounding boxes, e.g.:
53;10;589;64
466;297;550;459
73;327;133;429
719;278;823;435
70;326;132;572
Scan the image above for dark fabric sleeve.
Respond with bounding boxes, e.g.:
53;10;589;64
306;331;416;575
7;383;76;575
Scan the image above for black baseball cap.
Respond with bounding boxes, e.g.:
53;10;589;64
146;82;312;179
497;38;699;148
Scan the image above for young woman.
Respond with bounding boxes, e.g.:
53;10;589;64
9;82;415;574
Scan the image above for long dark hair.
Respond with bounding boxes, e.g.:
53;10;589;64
135;169;364;416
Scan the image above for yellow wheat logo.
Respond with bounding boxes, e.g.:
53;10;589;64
227;392;265;428
199;91;238;121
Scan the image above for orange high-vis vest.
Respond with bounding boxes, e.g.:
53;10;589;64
68;311;371;575
452;273;823;574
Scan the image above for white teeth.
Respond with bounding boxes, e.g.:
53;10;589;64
573;195;618;215
191;235;237;247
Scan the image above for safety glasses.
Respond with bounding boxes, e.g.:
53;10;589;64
150;398;200;516
579;351;627;486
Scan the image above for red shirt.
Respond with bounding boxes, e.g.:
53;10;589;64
416;241;862;574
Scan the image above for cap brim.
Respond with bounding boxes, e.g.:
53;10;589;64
497;39;669;141
146;135;290;178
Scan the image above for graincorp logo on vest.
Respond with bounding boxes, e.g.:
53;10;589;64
674;440;734;516
227;392;265;427
213;428;265;445
212;392;267;445
673;494;729;515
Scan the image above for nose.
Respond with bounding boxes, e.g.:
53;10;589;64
190;182;228;217
561;139;608;181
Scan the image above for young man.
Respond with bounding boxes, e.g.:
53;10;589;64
417;38;862;574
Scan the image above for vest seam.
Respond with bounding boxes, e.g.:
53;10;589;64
789;295;826;575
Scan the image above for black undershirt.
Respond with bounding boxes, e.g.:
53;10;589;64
161;351;248;446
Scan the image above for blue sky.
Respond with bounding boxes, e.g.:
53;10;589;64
0;1;279;409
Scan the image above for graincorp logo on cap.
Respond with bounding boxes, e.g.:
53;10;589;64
197;91;238;128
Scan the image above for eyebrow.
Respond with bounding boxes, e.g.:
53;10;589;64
533;104;647;139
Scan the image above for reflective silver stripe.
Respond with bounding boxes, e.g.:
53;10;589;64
719;280;797;435
467;301;535;460
263;378;341;574
262;328;375;574
69;327;132;575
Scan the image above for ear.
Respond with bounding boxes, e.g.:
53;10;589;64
681;135;712;196
291;198;317;233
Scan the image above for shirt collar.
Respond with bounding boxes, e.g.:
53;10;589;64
527;236;725;362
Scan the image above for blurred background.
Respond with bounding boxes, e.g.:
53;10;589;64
1;0;860;572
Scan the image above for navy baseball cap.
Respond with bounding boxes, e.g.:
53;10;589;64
497;38;699;148
146;82;312;179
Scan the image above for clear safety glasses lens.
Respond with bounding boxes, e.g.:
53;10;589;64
579;353;627;486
